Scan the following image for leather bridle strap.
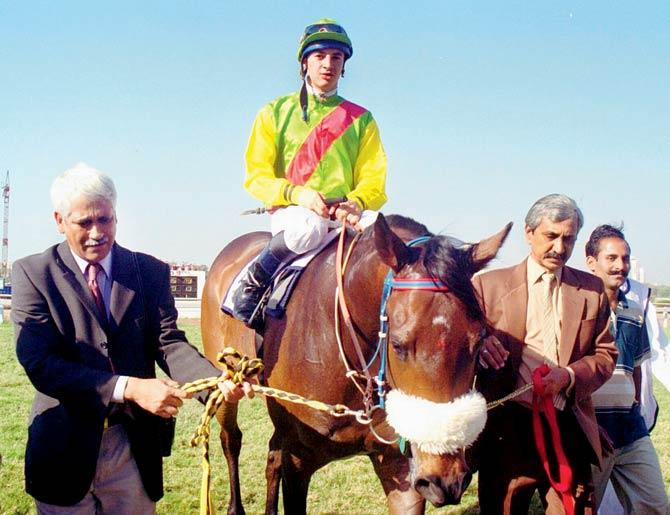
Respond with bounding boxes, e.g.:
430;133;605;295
334;229;452;416
335;226;372;396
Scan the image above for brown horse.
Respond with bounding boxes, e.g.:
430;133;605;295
201;213;511;514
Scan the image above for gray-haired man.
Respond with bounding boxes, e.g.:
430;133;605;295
473;193;617;514
13;163;249;514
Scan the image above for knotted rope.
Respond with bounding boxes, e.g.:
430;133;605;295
181;347;372;515
180;348;263;515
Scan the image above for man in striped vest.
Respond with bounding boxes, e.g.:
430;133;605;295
233;18;388;328
585;225;668;514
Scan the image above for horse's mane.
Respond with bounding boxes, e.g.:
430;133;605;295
422;236;483;321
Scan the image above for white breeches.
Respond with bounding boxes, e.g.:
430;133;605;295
270;206;378;254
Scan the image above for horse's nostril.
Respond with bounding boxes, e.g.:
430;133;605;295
414;475;447;507
414;476;450;508
414;477;430;490
414;474;467;508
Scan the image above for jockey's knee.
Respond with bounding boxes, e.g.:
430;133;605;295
272;206;330;254
284;222;328;253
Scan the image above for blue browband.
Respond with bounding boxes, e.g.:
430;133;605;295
406;235;431;246
389;277;450;291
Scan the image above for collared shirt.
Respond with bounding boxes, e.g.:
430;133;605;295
515;257;574;408
70;249;113;320
68;247;128;403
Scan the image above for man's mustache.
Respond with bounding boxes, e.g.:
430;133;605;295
543;251;564;261
84;237;108;246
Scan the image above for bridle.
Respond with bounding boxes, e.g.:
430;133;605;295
334;231;449;414
335;228;490;454
375;235;450;409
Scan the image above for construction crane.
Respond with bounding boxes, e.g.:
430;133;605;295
1;171;9;285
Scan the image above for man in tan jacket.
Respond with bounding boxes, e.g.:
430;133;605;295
473;193;617;514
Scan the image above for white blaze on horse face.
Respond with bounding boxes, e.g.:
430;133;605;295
385;389;487;455
432;315;451;331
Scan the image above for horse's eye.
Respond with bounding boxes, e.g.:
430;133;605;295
391;337;408;360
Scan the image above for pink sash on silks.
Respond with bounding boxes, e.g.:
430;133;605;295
285;100;367;185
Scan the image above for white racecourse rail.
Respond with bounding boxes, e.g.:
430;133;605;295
175;298;201;319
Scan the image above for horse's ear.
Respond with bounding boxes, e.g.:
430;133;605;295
470;222;513;273
374;213;411;272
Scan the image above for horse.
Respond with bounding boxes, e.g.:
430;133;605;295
201;213;511;514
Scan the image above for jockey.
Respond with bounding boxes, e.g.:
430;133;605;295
232;18;388;328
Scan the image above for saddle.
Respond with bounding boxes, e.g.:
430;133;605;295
220;230;340;331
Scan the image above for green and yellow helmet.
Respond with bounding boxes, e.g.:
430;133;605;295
297;18;353;62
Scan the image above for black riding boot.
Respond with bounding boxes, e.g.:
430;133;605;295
232;232;296;329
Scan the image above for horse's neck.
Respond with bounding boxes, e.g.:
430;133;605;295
345;242;386;342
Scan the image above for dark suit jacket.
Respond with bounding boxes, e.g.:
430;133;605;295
472;259;617;465
12;242;220;505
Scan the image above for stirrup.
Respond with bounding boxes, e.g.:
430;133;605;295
244;289;272;332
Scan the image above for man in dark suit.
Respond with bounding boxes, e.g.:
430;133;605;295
12;163;250;513
473;194;617;514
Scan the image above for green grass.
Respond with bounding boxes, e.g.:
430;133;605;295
1;320;669;514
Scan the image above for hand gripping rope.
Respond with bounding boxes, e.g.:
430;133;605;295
180;347;374;515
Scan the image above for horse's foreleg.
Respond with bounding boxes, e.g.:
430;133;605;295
369;451;426;515
216;402;245;515
280;449;317;515
263;431;282;515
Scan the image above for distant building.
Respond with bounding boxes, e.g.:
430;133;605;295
629;257;646;284
630;257;639;281
169;263;207;299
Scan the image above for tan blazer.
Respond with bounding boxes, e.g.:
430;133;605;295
472;258;617;465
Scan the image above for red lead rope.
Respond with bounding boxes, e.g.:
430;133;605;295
531;364;575;515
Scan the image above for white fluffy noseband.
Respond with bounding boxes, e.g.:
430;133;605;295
385;389;487;455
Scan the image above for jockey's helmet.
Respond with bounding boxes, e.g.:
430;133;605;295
297;18;353;62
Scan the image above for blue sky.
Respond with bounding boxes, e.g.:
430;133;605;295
2;1;669;282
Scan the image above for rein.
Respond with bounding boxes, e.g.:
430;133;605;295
532;364;575;515
335;226;371;401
